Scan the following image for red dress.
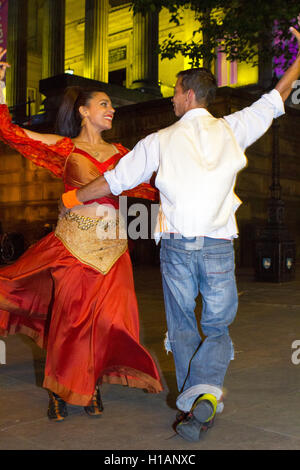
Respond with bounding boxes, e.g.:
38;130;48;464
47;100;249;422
0;105;162;405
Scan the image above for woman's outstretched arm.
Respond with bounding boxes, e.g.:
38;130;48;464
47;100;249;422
0;47;62;145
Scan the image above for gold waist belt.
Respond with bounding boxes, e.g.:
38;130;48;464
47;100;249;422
55;211;128;275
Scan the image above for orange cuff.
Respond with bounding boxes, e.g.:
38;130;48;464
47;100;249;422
62;189;83;209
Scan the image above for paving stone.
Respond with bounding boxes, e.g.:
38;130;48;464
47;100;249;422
0;265;300;450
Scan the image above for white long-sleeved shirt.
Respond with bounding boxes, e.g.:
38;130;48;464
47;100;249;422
105;89;284;240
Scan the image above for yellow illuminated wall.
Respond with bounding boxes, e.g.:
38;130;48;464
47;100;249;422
25;0;259;107
158;7;259;96
65;0;85;76
235;62;259;87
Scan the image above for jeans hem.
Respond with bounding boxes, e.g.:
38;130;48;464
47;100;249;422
176;384;223;413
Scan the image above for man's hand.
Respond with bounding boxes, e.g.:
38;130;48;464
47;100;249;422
0;48;10;81
58;197;69;220
275;22;300;102
290;24;300;55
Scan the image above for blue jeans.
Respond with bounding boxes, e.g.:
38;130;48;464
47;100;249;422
160;236;238;412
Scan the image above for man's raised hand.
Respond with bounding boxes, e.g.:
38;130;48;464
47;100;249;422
290;15;300;55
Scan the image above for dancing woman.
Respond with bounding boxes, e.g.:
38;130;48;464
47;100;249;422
0;48;162;421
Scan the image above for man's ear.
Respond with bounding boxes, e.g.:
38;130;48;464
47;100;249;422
186;88;196;105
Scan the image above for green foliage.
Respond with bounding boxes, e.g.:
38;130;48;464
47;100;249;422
131;0;300;69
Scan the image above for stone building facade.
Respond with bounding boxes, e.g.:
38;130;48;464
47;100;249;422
4;0;259;113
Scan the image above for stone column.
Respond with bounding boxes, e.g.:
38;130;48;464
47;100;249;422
131;12;161;96
84;0;109;82
42;0;66;79
6;0;28;113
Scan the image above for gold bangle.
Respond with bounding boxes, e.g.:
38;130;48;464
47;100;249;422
62;189;83;209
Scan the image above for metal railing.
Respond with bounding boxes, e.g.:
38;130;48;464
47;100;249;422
8;98;35;125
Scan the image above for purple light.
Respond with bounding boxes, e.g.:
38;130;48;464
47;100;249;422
273;19;298;78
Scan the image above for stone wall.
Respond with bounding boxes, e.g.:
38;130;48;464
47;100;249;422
0;141;63;247
0;86;299;265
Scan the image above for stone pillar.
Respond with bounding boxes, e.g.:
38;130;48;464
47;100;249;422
6;0;28;114
42;0;66;78
131;12;161;96
84;0;109;82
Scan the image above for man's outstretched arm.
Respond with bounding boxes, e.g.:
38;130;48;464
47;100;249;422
77;175;110;203
60;133;160;212
59;175;110;216
224;25;300;151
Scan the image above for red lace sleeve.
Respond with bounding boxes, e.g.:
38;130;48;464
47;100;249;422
122;184;158;202
114;142;159;202
0;104;74;178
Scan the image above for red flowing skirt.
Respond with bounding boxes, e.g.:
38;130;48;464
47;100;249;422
0;233;162;405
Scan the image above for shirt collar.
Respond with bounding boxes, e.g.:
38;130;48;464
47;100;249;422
180;107;212;121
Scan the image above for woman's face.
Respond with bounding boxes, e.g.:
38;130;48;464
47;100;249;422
81;92;115;131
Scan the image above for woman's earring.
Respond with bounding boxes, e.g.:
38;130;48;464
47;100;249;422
81;116;87;127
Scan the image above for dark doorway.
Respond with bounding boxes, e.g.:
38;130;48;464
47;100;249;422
109;68;126;87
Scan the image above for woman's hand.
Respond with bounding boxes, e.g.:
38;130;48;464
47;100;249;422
0;48;10;81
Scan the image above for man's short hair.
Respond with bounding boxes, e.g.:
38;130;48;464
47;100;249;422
177;68;217;107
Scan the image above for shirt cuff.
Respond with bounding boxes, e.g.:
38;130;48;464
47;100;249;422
266;89;285;119
103;170;123;196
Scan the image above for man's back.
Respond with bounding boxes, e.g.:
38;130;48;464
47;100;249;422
156;108;247;236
